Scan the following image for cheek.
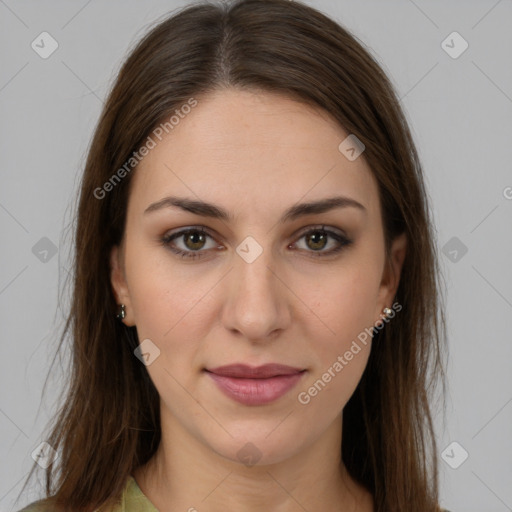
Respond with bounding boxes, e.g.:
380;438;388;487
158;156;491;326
125;257;212;399
125;243;213;343
300;263;381;347
293;260;380;407
295;277;376;419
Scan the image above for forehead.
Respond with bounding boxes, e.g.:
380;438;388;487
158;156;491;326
128;88;379;222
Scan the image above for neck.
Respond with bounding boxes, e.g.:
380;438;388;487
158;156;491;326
133;410;373;512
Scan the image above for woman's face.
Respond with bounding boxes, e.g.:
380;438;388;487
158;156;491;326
110;88;406;466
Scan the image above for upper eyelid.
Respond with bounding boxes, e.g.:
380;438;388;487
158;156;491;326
164;225;348;248
165;224;347;240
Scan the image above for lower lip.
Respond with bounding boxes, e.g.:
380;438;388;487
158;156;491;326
205;370;305;406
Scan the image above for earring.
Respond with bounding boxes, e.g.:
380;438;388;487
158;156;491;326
116;304;126;320
383;307;393;318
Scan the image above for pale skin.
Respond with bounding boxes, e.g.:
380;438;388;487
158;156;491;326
110;88;407;512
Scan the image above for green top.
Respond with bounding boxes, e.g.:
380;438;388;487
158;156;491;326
18;475;451;511
17;475;158;512
108;475;159;512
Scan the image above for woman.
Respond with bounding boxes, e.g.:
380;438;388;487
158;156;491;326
16;0;449;510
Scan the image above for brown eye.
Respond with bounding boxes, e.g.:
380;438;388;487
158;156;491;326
183;231;207;250
292;226;352;257
161;228;217;259
162;225;352;261
305;231;328;251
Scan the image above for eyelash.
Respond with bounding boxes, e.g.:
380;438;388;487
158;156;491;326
160;226;353;260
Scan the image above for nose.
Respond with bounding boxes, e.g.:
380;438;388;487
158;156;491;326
220;245;291;343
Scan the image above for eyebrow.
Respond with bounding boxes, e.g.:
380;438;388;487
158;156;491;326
144;195;366;223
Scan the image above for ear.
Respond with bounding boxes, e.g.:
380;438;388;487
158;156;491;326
374;232;407;323
110;244;135;326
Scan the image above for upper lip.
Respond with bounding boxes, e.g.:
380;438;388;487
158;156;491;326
206;363;305;379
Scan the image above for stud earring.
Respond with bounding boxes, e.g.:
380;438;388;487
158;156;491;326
116;304;126;320
383;307;393;318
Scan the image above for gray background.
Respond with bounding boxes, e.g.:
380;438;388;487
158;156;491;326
1;1;511;511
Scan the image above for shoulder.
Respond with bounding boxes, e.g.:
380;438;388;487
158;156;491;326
15;475;157;512
15;500;59;512
15;490;452;512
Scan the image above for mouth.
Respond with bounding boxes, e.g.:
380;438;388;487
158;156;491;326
204;363;307;406
206;363;305;379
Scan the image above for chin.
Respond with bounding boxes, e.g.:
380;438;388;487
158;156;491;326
203;427;308;468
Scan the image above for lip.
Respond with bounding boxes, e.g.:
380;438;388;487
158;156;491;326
207;363;304;378
205;364;306;406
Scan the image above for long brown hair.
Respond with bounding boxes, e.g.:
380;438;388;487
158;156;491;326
16;0;447;510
